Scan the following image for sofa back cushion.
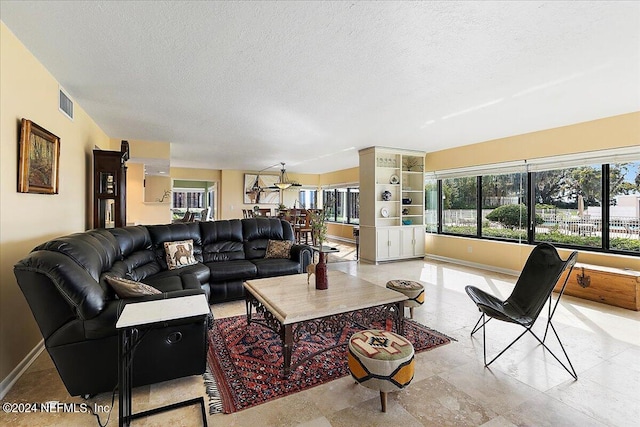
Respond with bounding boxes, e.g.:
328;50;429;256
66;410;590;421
242;218;294;260
146;223;203;269
34;229;121;283
107;226;162;283
200;219;245;262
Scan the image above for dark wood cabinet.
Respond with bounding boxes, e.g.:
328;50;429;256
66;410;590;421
93;141;129;228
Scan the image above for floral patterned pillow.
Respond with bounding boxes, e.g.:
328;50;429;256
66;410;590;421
264;240;293;259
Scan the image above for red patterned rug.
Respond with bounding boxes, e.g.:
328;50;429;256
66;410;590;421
204;314;453;414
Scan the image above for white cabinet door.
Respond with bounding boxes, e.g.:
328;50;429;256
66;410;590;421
377;228;401;260
401;226;426;257
401;227;415;257
413;227;425;257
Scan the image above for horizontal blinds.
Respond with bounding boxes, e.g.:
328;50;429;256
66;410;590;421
321;182;359;190
432;160;526;179
526;146;640;172
430;146;639;177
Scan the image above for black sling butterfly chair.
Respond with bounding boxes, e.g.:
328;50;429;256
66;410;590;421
465;243;579;379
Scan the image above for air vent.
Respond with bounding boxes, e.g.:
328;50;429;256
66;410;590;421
59;86;73;120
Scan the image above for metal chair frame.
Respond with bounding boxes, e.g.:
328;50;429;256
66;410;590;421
467;244;579;380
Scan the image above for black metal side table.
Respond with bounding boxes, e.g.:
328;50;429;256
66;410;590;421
116;294;210;427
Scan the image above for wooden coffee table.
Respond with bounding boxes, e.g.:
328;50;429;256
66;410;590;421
244;270;407;376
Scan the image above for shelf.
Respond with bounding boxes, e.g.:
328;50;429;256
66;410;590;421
402;189;423;193
402;215;424;218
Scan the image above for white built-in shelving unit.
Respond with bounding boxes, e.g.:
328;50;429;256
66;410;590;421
359;147;426;263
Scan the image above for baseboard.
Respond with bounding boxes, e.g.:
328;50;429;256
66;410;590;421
425;254;520;277
0;339;44;400
326;235;356;244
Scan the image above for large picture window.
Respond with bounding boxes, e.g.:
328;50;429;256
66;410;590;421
482;172;527;241
431;152;639;255
442;177;477;235
533;165;602;248
323;187;359;224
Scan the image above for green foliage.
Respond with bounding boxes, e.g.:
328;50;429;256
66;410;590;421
442;177;476;209
442;227;640;252
610;238;640;252
308;210;328;246
486;204;542;229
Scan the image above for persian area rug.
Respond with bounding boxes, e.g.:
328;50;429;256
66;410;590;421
204;314;453;414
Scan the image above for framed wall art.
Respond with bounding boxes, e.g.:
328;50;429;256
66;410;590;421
243;173;280;204
18;119;61;194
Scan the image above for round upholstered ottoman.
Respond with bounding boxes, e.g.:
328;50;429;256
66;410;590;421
347;329;415;412
386;280;425;318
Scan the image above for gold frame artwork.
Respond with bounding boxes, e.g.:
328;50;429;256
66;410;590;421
18;119;61;194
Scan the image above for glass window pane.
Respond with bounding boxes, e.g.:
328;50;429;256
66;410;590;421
442;177;477;235
534;166;602;248
323;190;336;221
481;173;527;240
348;188;360;224
336;188;347;223
425;177;438;232
609;161;640;253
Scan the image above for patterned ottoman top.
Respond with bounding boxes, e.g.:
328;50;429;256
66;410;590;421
349;330;414;361
386;279;424;291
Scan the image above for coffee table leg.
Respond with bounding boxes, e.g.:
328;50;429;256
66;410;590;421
396;301;405;335
282;324;293;377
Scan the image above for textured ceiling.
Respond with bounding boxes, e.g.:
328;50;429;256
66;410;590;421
1;1;639;173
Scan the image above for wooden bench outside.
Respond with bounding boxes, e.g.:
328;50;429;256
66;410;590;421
554;263;640;311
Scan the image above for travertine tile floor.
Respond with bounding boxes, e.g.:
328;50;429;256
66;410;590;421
2;242;639;426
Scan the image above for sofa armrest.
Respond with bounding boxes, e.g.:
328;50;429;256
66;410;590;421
290;244;313;272
75;288;208;342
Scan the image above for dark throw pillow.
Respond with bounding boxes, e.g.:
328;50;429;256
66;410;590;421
264;240;293;259
104;275;161;298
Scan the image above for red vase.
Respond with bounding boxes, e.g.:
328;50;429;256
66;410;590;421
315;251;328;290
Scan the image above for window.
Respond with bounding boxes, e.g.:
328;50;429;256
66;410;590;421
172;188;204;209
425;177;438;233
322;187;359;224
298;189;317;209
533;165;602;248
441;177;477;235
609;161;640;253
430;149;639;256
482;172;527;241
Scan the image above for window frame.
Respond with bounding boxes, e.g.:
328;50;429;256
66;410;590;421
429;151;639;257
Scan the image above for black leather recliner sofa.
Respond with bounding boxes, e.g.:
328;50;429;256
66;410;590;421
13;218;312;397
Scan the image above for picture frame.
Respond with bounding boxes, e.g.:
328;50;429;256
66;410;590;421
18;119;61;194
243;173;280;204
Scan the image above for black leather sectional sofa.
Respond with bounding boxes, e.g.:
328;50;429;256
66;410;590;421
13;218;312;396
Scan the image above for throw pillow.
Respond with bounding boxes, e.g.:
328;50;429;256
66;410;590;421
104;275;161;298
164;239;197;270
264;240;293;259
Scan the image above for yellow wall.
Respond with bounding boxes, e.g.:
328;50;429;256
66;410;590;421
121;139;170;160
426;112;640;172
126;163;172;225
425;112;640;271
319;167;359;186
219;170;320;219
0;23;111;383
